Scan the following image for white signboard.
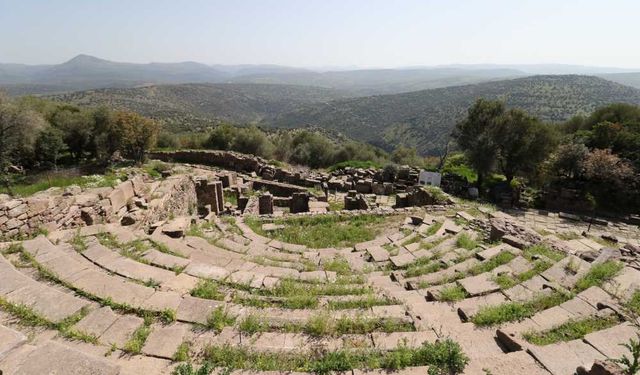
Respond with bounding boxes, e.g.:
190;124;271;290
419;171;441;187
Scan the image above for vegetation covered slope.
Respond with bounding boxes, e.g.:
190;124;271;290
50;83;348;132
269;75;640;154
598;72;640;90
230;67;524;95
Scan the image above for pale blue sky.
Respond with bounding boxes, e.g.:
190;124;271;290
1;0;639;68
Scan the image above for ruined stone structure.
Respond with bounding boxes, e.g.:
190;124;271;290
290;192;310;213
194;177;224;215
0;156;639;374
258;192;274;215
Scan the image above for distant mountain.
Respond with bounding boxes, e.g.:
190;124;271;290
597;72;640;89
439;64;640;75
268;75;640;155
0;54;232;94
49;83;348;132
1;55;524;96
4;54;639;97
229;67;525;95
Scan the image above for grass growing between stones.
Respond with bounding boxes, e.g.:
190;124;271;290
404;259;444;278
206;306;236;332
16;246;177;322
236;294;319;309
326;295;398;310
625;290;640;316
174;342;191;362
202;338;468;374
223;190;238;207
438;285;468;302
147;238;188;259
493;259;554;289
191;280;225;300
472;291;572;327
95;233;151;263
523;244;566;262
0;298;98;344
425;221;444;237
1;243;24;255
456;233;478;251
70;231;88;253
221;216;243;236
238;313;415;337
467;252;516;276
523;315;621;345
266;278;372;298
123;317;153;354
245;214;396;248
574;260;624;292
321;257;351;276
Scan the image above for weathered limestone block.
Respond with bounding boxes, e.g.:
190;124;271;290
290;192;310;213
108;180;135;212
490;212;542;246
258;192;274;215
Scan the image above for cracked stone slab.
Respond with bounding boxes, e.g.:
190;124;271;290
458;273;501;296
528;339;605;375
0;324;27;360
11;341;120;375
142;323;189;359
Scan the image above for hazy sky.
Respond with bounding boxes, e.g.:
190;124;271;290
2;0;640;68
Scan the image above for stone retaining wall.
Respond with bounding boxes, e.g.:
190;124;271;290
148;150;266;174
0;174;199;238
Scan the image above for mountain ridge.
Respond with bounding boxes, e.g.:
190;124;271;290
7;54;640;96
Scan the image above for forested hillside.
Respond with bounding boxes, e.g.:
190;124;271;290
50;83;347;132
270;75;640;154
46;75;640;155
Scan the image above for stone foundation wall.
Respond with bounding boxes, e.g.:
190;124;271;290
148;150;266;174
142;175;198;227
0;174;199;238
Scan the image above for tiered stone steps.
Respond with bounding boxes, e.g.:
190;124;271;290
1;207;639;374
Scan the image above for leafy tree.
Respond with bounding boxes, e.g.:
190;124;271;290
50;106;94;160
156;132;179;149
544;142;588;179
204;123;237;150
391;146;421;166
491;109;558;183
290;131;336;168
583;149;635;187
91;106;117;160
453;99;504;188
231;125;274;158
112;111;159;163
585;103;640;129
0;95;46;177
35;126;66;169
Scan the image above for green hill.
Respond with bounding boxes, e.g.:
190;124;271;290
49;83;348;132
268;75;640;154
